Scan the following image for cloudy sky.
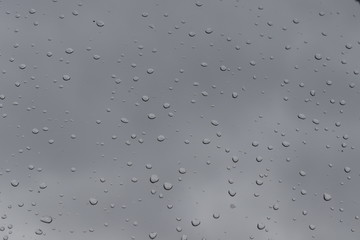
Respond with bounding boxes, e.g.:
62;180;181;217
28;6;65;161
0;0;359;239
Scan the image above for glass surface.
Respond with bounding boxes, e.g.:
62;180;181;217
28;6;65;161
0;0;359;239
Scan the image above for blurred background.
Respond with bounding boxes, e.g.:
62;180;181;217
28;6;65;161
0;0;359;239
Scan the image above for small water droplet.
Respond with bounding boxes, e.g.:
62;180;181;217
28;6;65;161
32;128;39;134
191;219;201;227
40;216;53;224
35;229;43;235
157;135;165;142
309;224;316;230
65;48;74;54
147;68;154;74
89;198;98;205
10;180;19;187
202;138;211;144
62;75;71;81
298;113;306;120
314;53;322;60
149;232;157;239
205;28;213;34
148;113;156;119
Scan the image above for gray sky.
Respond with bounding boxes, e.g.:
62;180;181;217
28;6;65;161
0;0;359;239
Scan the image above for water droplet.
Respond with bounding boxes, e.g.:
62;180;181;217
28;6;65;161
202;138;211;144
323;193;332;201
32;128;39;134
256;156;263;162
157;135;165;142
232;156;239;163
163;182;173;190
273;203;279;210
188;32;196;37
205;28;213;34
149;232;157;239
89;198;98;205
142;95;149;102
314;53;322;60
39;182;47;189
257;223;265;230
309;224;316;230
35;229;43;235
65;48;74;54
298;113;306;120
150;174;159;183
148;113;156;119
195;1;203;7
220;65;227;71
10;180;19;187
191;219;201;227
120;118;129;123
62;75;71;81
96;20;104;27
210;120;219;126
312;119;320;125
40;216;53;224
293;18;300;24
213;213;220;219
228;189;236;197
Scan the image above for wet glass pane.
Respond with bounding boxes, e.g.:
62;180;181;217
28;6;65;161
0;0;359;239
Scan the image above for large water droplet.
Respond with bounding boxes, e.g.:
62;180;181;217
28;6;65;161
257;223;265;230
323;193;332;201
150;174;159;183
163;182;173;190
96;20;104;27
